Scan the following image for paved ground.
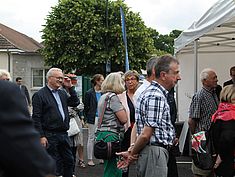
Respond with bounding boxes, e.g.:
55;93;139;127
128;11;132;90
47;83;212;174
74;128;193;177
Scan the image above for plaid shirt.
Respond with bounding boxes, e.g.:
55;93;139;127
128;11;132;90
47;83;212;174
135;81;175;146
189;87;219;133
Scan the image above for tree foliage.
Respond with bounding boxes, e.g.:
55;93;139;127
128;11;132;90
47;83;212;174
149;28;182;55
41;0;157;75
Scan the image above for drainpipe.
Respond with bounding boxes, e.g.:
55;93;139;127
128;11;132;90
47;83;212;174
7;48;10;72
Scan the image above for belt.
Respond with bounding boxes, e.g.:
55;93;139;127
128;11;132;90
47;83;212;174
147;142;171;150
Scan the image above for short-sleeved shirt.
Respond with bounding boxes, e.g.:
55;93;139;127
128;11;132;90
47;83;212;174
97;92;125;135
189;87;219;133
135;81;175;146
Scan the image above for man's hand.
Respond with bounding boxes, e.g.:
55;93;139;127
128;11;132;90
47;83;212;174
81;119;85;127
116;151;138;170
116;151;130;170
77;103;84;111
63;77;73;88
40;137;48;148
173;137;179;146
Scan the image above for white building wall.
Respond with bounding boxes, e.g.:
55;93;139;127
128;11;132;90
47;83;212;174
176;52;235;121
0;53;9;69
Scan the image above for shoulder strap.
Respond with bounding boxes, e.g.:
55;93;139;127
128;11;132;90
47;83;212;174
98;92;113;128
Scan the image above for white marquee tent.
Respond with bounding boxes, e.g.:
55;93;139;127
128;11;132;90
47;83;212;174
174;0;235;121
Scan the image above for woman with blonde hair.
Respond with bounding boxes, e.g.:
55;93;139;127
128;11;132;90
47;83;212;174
0;69;11;81
211;84;235;177
96;72;128;177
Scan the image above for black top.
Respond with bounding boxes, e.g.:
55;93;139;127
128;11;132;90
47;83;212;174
32;86;79;137
126;92;135;124
167;88;177;127
0;80;55;177
19;84;31;105
215;85;222;100
84;88;98;124
223;79;234;87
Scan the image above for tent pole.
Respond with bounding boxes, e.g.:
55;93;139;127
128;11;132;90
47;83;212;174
194;40;198;93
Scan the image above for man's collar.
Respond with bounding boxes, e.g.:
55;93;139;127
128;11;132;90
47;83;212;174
47;85;61;92
151;80;169;96
202;86;214;93
47;85;54;92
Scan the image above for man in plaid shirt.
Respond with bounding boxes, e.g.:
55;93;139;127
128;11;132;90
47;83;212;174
117;55;181;177
188;68;219;177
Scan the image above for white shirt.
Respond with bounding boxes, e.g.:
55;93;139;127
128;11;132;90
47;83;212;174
133;79;151;105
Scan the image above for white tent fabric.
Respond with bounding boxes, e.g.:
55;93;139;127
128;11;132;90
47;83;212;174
173;0;235;122
175;0;235;54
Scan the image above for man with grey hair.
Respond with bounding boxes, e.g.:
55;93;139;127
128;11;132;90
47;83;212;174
32;68;79;177
117;55;181;177
188;68;219;177
0;69;11;81
133;57;158;104
132;56;179;177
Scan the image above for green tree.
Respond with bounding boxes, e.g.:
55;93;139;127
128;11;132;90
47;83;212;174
41;0;156;75
149;28;181;55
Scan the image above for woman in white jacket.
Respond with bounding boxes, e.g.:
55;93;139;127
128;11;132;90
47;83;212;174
118;70;139;177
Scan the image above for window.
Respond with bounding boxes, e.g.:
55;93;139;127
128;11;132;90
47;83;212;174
32;68;49;88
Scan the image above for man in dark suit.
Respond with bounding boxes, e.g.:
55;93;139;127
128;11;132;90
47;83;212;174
0;80;55;177
32;68;79;177
16;77;31;106
223;66;235;87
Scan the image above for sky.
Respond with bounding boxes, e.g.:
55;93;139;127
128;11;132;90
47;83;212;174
0;0;219;42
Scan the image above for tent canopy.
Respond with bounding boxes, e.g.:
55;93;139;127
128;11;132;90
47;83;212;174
173;0;235;122
174;0;235;54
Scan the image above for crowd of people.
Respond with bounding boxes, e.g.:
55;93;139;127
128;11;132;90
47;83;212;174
0;60;234;177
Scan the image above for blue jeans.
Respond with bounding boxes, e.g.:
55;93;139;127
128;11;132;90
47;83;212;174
46;132;74;177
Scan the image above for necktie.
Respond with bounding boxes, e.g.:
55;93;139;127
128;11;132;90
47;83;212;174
52;90;65;121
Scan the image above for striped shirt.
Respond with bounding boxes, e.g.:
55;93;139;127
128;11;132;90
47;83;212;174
189;87;219;133
135;81;175;146
97;92;125;135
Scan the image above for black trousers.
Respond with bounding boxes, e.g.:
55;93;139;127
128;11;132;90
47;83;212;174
212;121;235;177
121;128;132;177
167;150;179;177
46;132;74;177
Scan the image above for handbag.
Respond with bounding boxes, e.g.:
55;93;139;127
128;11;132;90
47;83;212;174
94;133;121;160
67;118;80;136
94;93;121;160
191;131;215;170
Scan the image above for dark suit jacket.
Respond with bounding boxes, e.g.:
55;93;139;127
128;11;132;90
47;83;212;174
19;85;31;105
32;86;79;137
84;88;98;124
0;80;55;177
223;79;234;87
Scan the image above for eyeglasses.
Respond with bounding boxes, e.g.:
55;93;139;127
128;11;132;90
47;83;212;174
125;77;137;82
